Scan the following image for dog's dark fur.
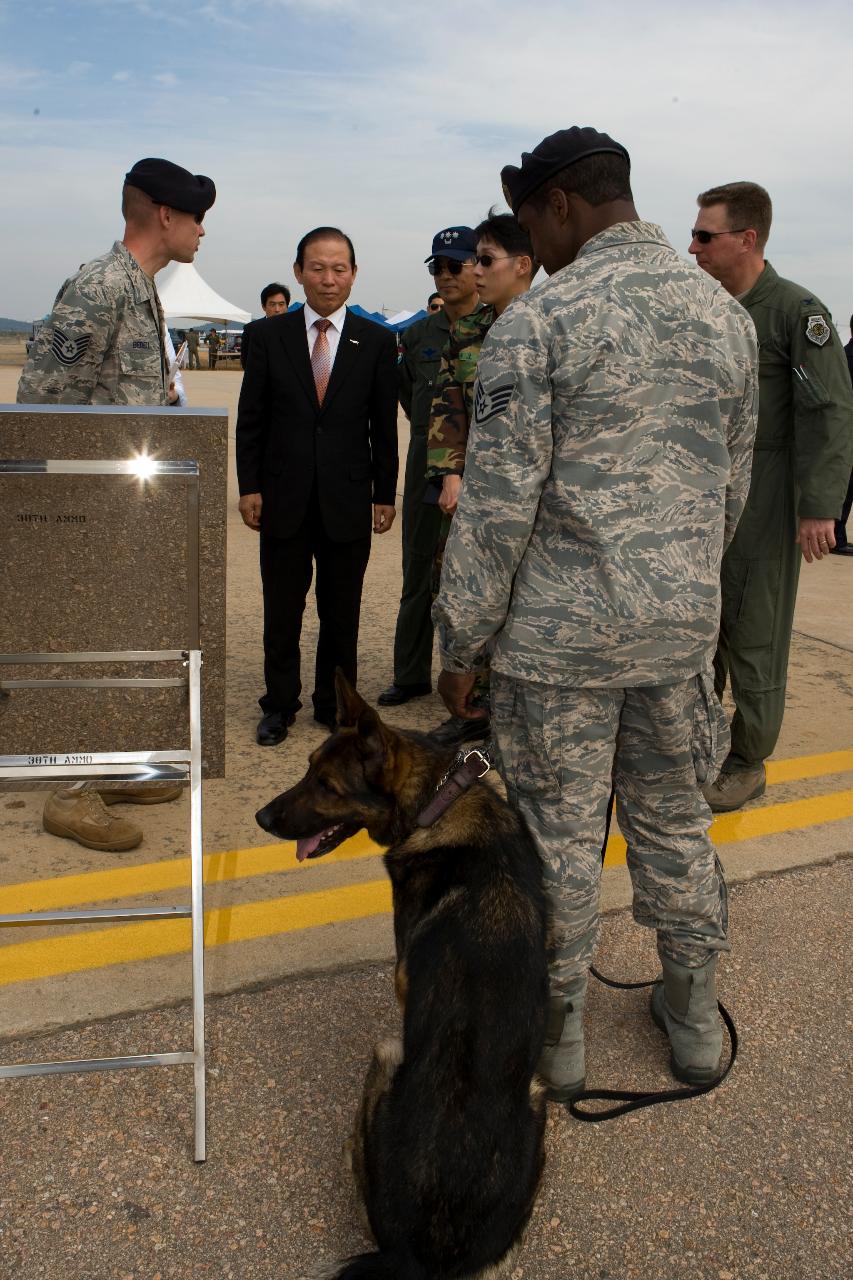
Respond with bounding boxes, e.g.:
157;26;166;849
256;674;549;1280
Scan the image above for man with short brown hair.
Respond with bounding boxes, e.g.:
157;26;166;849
690;181;853;810
17;156;216;850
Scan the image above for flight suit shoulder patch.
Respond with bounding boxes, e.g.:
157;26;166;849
805;315;831;347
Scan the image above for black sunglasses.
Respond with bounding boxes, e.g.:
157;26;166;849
428;303;443;311
475;253;521;268
428;258;474;277
690;227;747;244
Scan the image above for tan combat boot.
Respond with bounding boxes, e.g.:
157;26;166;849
43;787;143;851
538;976;587;1102
100;782;183;805
702;764;766;813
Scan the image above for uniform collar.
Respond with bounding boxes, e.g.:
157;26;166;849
112;240;159;302
739;261;778;308
574;219;673;261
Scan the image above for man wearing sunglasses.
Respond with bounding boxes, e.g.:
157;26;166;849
690;182;853;813
378;227;483;708
16;157;215;854
434;126;759;1099
424;213;536;746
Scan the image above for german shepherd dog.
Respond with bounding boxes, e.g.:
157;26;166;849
256;674;549;1280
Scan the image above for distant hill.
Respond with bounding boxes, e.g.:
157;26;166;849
0;318;30;332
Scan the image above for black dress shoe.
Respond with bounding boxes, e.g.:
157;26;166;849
256;711;295;746
377;681;432;707
428;714;491;747
830;544;853;556
313;709;337;732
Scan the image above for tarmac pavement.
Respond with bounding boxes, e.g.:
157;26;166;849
1;366;852;1278
0;861;849;1280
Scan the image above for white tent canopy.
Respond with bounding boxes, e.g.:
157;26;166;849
158;262;250;325
385;309;416;325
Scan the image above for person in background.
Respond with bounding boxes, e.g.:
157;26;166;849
377;228;484;708
206;326;221;369
240;282;292;370
17;155;215;850
425;211;536;747
427;291;444;314
236;227;398;745
186;327;201;369
831;313;853;556
690;183;853;810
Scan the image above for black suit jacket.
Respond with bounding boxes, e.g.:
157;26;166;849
239;317;260;370
236;309;399;542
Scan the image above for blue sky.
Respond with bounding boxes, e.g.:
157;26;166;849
1;0;851;326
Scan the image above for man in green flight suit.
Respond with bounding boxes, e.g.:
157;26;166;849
691;182;853;812
378;228;483;707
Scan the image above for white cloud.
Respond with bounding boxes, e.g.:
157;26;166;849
1;0;852;322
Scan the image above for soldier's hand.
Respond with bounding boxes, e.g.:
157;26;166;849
167;382;179;405
239;493;262;531
439;474;462;516
437;670;488;720
797;517;836;563
373;504;396;534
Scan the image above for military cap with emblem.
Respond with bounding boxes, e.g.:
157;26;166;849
425;226;478;263
125;158;216;216
500;126;630;215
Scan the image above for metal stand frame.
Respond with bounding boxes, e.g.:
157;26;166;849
0;459;207;1162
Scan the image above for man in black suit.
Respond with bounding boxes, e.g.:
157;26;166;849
240;281;291;370
236;227;399;745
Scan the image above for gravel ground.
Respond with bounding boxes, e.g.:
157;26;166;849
1;859;850;1280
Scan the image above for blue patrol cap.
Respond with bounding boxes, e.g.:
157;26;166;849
501;126;629;215
425;226;477;263
125;158;216;215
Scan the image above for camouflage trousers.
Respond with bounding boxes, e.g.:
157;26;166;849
491;672;730;995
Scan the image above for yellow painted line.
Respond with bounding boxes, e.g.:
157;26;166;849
2;788;852;988
765;749;853;784
0;828;383;915
2;748;851;916
605;787;853;863
0;879;392;987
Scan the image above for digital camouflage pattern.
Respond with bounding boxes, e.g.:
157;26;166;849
434;220;759;687
17;242;169;407
714;262;853;770
491;670;730;985
426;303;495;479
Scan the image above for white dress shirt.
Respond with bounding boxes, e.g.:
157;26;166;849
304;302;347;369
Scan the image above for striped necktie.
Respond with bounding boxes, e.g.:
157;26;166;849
311;318;332;404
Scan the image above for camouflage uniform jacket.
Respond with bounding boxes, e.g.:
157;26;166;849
427;304;495;479
17;242;169;406
434;221;759;687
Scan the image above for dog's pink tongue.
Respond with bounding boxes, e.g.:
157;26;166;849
296;832;325;862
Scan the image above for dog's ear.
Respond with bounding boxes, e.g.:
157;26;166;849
335;668;368;726
355;706;394;786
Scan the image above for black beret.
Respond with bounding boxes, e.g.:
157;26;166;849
125;157;216;215
501;127;630;215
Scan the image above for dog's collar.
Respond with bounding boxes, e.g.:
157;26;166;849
415;747;491;828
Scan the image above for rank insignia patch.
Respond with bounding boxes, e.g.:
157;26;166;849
473;377;515;426
51;328;92;366
805;315;831;346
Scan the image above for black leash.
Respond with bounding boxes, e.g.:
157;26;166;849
567;787;739;1123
